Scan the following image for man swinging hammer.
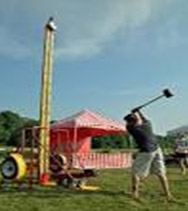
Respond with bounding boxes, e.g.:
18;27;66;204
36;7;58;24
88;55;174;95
123;109;172;200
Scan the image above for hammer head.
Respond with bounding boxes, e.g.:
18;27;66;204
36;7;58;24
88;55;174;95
163;89;173;98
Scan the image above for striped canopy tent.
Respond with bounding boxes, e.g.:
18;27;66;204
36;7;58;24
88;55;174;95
50;109;126;154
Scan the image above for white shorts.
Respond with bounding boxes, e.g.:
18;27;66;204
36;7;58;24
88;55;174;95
132;147;166;178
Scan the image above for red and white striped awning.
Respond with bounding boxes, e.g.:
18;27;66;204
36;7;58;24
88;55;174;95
51;109;126;135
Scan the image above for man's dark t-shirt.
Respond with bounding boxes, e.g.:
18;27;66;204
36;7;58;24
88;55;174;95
127;120;158;152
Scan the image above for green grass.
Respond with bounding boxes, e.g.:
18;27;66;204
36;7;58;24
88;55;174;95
0;167;188;211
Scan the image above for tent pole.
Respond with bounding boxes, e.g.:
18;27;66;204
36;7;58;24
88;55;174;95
72;126;77;168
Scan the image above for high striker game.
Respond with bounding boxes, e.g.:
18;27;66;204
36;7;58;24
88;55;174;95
0;18;57;185
39;17;56;184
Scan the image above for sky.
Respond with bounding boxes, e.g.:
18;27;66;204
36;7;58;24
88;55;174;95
0;0;188;135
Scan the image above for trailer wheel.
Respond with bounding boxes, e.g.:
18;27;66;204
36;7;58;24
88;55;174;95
1;153;26;180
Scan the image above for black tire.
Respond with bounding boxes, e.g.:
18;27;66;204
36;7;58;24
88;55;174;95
1;157;18;180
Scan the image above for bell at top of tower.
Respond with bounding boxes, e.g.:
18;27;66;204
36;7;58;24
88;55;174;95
46;17;57;31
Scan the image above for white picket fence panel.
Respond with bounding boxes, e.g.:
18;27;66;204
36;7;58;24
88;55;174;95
72;152;132;169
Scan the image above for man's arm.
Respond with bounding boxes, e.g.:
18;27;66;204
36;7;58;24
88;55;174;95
131;109;148;123
137;110;148;122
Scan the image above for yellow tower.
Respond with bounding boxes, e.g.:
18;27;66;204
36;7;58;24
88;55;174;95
39;17;56;185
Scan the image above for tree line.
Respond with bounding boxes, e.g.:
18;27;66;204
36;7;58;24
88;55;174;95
0;110;175;149
0;110;38;146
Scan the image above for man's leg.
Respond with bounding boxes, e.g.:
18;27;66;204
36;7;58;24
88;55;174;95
152;148;173;199
179;158;186;175
131;152;151;199
132;174;140;199
157;174;172;199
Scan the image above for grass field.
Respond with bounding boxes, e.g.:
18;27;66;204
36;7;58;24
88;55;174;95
0;167;188;211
